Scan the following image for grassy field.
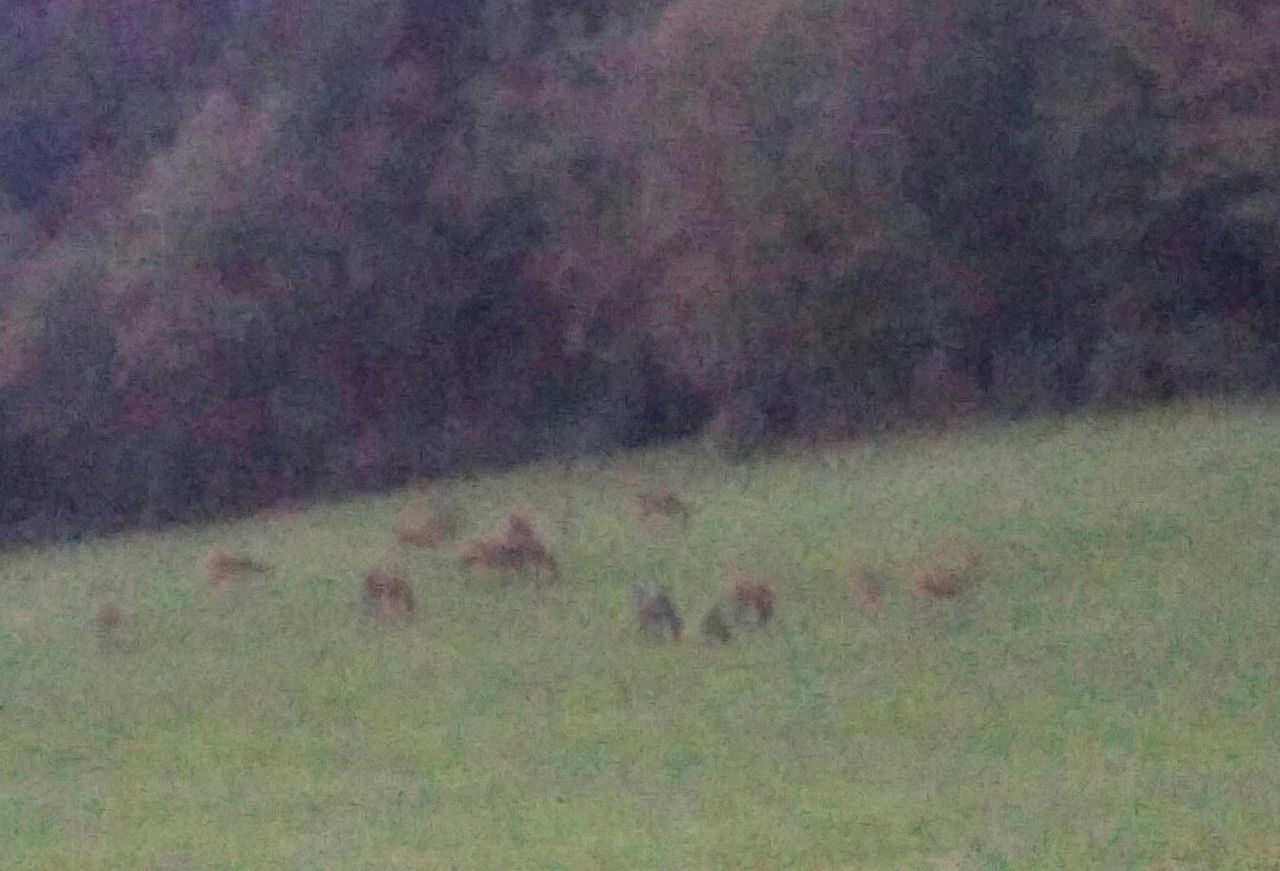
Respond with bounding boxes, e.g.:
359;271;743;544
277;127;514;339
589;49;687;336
3;400;1280;868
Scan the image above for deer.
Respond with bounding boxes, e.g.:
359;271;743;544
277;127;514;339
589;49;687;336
635;489;692;529
459;512;559;587
363;568;415;619
205;548;272;593
726;573;776;627
93;600;127;648
393;499;461;547
632;585;683;639
914;568;962;598
850;571;886;616
699;602;732;645
913;545;985;599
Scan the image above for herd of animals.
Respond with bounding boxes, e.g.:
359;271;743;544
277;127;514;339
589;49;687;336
92;488;979;647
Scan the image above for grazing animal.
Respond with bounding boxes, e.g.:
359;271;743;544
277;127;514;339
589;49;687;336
394;501;460;547
851;571;886;615
633;585;683;639
459;537;513;570
94;600;126;646
727;574;776;627
914;546;985;599
700;603;732;645
635;490;692;527
394;515;458;547
914;568;962;598
503;513;543;552
363;568;415;618
459;512;559;586
205;548;271;592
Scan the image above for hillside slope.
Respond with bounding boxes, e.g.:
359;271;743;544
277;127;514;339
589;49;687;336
2;400;1279;867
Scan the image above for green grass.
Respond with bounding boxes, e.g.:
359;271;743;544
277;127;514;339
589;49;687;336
4;399;1280;868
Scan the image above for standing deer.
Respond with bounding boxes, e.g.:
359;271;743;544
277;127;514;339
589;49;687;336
459;512;559;587
394;500;461;547
913;545;985;599
850;571;886;615
699;602;732;645
94;600;127;648
726;573;776;627
632;585;683;639
363;568;415;618
635;490;692;529
205;548;272;593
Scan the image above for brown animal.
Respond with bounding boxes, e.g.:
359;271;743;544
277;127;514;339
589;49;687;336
394;514;458;547
727;574;776;627
503;513;542;551
459;512;559;586
914;569;962;598
635;490;692;527
851;571;886;615
459;537;514;570
913;546;985;599
205;548;272;592
94;600;126;644
633;585;683;639
363;568;415;618
394;500;460;547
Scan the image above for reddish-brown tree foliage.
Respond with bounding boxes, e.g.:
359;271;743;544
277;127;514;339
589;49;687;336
4;0;1280;545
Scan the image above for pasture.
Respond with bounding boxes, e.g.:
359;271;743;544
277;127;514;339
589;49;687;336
3;400;1279;868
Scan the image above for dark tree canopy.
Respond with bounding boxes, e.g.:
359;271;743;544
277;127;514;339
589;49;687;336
2;0;1279;541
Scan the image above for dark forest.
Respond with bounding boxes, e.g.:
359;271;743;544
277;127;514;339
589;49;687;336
2;0;1277;540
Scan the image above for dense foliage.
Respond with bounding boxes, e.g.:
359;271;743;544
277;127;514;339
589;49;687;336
2;0;1278;538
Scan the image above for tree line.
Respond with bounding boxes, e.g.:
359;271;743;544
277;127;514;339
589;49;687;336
2;0;1278;541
